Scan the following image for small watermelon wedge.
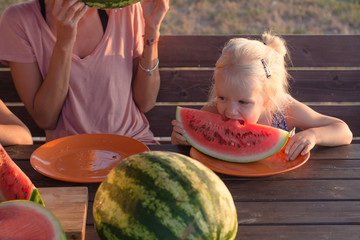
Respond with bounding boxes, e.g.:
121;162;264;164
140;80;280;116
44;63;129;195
0;200;66;240
176;106;289;163
0;144;44;205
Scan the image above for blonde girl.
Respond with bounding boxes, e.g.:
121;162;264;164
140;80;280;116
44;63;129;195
171;33;352;161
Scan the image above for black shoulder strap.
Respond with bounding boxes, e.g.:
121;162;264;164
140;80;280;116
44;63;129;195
39;0;46;21
97;9;108;33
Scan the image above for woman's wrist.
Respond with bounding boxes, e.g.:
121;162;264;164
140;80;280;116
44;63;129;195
139;58;159;74
143;27;160;43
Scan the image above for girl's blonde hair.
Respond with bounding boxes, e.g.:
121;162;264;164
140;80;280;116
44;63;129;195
208;32;291;119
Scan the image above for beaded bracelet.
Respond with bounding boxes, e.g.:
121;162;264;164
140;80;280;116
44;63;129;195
142;35;160;46
139;58;159;73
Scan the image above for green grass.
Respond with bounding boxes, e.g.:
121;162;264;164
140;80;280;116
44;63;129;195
1;0;360;34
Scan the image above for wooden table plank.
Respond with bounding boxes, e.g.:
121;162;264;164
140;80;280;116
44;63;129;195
6;144;360;161
236;201;360;224
236;225;360;240
13;158;360;181
87;225;360;240
226;180;360;201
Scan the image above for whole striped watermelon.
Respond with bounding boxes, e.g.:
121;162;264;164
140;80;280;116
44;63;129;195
93;151;238;240
79;0;140;9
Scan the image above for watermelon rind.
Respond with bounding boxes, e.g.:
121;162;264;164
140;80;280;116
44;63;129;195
79;0;140;9
0;200;66;240
29;188;45;206
93;151;238;240
176;106;289;163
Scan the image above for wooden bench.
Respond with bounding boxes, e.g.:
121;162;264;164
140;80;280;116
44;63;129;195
1;35;360;143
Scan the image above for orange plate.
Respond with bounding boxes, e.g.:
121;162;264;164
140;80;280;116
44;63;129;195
30;134;149;183
190;147;310;177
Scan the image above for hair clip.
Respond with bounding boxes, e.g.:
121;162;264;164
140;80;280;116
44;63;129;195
261;58;271;79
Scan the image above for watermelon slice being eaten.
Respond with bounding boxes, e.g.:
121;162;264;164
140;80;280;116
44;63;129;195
176;106;289;163
0;144;44;205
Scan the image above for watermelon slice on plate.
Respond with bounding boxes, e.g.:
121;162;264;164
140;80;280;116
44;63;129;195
0;144;44;205
176;106;289;163
0;200;66;240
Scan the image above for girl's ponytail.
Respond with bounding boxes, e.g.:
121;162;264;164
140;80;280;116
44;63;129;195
262;32;288;59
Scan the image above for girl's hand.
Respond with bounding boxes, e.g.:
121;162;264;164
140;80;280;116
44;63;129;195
171;120;189;145
284;130;316;161
142;0;169;31
51;0;88;45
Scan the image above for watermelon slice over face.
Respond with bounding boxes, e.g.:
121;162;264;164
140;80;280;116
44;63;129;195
176;106;289;163
0;200;66;240
79;0;140;9
0;144;44;205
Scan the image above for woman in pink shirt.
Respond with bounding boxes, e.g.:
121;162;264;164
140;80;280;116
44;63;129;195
0;0;169;145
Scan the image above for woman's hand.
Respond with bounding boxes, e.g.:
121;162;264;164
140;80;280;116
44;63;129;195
171;120;189;145
142;0;169;31
50;0;88;45
284;130;316;161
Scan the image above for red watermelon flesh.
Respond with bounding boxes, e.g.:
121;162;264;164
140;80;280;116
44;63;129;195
0;144;44;205
176;107;289;163
0;200;66;240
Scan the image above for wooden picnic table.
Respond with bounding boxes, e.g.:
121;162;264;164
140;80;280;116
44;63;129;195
5;143;360;240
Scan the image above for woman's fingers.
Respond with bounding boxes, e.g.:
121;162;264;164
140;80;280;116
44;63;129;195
54;0;87;24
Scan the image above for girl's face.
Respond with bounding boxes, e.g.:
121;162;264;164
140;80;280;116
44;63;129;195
215;75;266;124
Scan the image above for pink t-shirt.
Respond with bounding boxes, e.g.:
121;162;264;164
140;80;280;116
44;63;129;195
0;0;158;145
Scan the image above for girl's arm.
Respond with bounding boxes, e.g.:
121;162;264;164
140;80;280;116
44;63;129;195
0;100;33;146
132;0;169;113
10;0;87;130
285;96;353;160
